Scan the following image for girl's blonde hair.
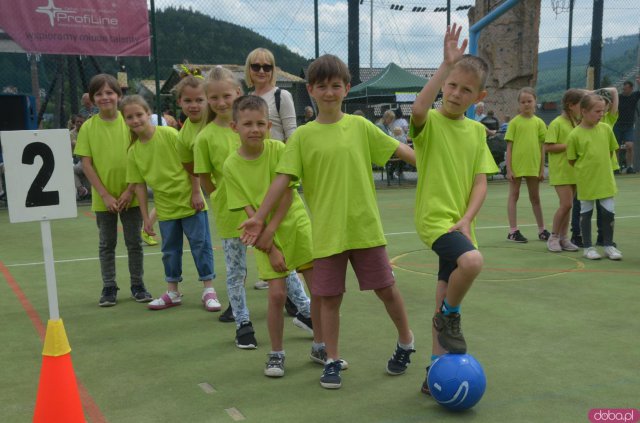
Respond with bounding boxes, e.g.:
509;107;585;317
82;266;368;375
561;88;586;128
174;75;205;100
244;48;277;88
204;66;242;123
580;93;605;112
120;95;151;148
518;86;537;101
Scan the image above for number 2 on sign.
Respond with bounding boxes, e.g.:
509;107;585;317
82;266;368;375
21;142;60;207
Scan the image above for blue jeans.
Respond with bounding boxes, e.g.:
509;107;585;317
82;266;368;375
158;211;215;283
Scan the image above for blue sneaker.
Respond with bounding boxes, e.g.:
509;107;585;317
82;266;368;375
386;343;415;375
320;360;342;389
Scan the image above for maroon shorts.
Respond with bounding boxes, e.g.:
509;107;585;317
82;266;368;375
311;246;396;296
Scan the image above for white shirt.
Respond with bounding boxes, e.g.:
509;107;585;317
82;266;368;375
257;87;297;141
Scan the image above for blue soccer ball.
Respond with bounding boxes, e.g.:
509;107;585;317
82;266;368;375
427;353;486;411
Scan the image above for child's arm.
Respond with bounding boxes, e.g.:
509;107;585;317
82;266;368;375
394;143;416;166
182;161;196;176
81;156;119;212
448;173;488;241
412;23;467;128
117;183;136;210
198;172;216;196
134;183;154;235
254;188;293;253
505;142;514;181
538;143;545;181
544;143;566;153
606;87;619;115
190;175;205;211
268;247;288;273
239;173;292;246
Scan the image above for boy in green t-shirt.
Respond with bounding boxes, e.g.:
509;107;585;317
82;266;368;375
224;95;337;378
409;24;498;395
240;55;417;390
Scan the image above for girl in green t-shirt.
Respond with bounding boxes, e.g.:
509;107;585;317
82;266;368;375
544;89;584;253
121;95;221;311
505;87;549;243
566;94;621;261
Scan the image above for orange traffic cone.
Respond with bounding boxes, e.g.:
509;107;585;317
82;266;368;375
33;319;85;423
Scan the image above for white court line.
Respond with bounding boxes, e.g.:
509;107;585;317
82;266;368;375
4;214;640;267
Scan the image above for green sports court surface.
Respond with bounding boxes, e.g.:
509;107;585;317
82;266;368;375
1;176;639;422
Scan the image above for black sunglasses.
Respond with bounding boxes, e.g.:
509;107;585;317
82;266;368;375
250;63;274;72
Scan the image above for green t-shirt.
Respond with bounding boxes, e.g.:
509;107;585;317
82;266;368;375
545;116;577;186
176;118;204;164
602;111;620;170
566;123;618;200
224;139;313;280
276;114;399;259
409;111;498;248
193;122;245;238
74;112;139;212
127;126;206;221
505;114;547;177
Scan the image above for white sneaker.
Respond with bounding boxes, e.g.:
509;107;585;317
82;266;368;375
254;280;269;290
202;288;222;312
603;246;622;260
559;238;579;252
546;235;562;252
583;247;601;260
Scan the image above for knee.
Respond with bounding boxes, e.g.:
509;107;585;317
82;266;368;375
269;284;287;306
458;250;483;274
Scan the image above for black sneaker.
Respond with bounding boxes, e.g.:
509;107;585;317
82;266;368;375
538;229;551;241
219;304;235;323
571;233;584;248
433;312;467;354
130;284;152;303
235;321;258;349
264;353;285;377
99;286;119;307
507;230;528;243
293;312;313;334
386;343;416;375
284;296;298;317
421;366;431;395
320;360;342;389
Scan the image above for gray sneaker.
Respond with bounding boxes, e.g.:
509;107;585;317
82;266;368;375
99;286;119;307
254;280;269;290
433;312;467;354
264;353;285;377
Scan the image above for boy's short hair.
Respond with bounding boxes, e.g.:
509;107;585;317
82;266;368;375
88;74;122;103
232;94;269;121
307;54;351;86
453;55;489;90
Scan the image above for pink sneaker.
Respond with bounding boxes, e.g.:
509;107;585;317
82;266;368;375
559;238;579;252
202;290;221;312
148;292;182;310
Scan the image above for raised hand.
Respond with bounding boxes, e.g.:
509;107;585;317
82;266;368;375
444;23;468;66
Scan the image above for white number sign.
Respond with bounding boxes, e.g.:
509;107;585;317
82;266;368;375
1;129;77;223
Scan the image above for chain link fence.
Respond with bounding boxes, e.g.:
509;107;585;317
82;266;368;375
1;0;639;188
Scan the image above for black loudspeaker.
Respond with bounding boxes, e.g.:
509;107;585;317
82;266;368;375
0;94;38;131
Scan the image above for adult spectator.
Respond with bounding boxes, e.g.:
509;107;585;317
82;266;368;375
69;114;89;199
614;77;640;173
480;110;500;136
474;101;487;121
79;93;98;118
300;106;315;125
245;48;297;142
392;108;409;134
376;110;395;135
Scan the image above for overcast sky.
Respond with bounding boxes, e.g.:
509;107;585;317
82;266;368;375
155;0;640;67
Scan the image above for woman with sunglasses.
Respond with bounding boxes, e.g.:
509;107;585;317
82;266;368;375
244;48;298;143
